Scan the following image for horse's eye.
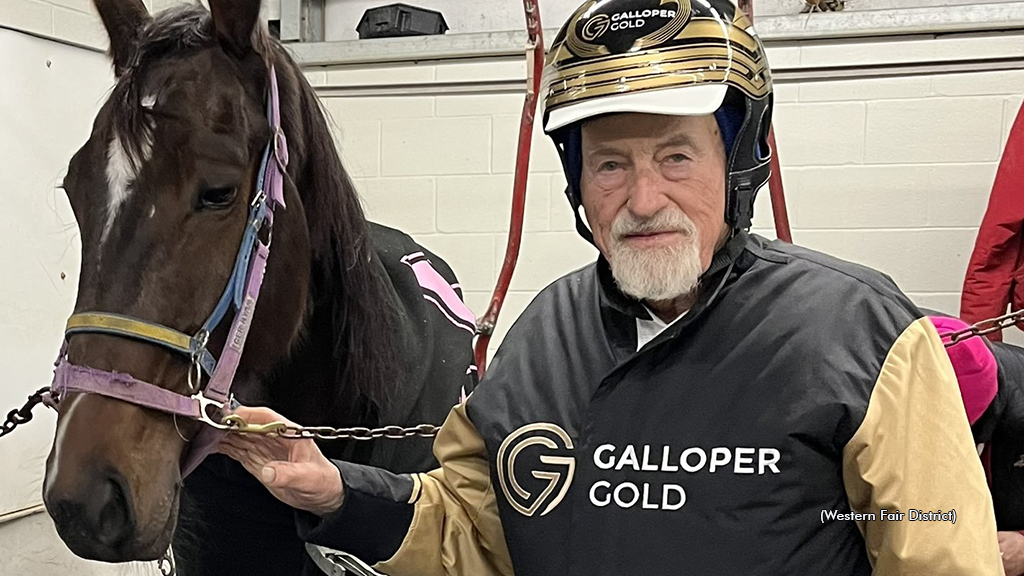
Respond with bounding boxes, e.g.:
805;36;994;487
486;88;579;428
199;187;237;209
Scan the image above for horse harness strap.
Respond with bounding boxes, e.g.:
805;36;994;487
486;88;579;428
65;313;216;374
47;66;288;477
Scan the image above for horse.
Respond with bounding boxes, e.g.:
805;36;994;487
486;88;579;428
40;0;476;574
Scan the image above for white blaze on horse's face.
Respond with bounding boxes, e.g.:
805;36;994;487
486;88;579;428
101;134;152;247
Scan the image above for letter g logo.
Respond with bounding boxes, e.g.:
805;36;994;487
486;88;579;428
497;423;576;517
581;14;611;41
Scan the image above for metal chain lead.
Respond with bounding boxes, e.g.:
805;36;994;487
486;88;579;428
226;420;441;440
940;308;1024;347
0;387;50;438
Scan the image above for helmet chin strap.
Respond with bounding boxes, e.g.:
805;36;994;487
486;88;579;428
725;94;773;230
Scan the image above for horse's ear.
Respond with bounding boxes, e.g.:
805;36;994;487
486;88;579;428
208;0;262;58
93;0;150;76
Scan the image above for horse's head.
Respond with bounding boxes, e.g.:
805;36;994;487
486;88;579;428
43;0;311;561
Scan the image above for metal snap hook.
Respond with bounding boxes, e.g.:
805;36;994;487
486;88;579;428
193;392;232;430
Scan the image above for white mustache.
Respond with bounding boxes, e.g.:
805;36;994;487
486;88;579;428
611;210;695;241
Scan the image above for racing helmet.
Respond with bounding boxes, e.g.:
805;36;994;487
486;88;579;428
542;0;774;241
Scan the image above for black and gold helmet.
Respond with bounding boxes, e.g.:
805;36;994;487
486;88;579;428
542;0;773;238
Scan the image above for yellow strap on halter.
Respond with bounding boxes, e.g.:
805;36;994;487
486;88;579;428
65;312;192;353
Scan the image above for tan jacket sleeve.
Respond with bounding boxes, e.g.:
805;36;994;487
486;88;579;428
842;317;1003;575
373;402;513;576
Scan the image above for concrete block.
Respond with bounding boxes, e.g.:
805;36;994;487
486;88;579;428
436;174;550;233
932;69;1024;97
549;173;578;232
501;232;598;292
783;165;930;229
931;35;1024;63
750;227;778;242
489;290;540;350
774;82;798;103
325;63;435;86
796;35;1024;70
798;76;931;103
357;177;435;234
765;45;801;69
304;70;327;87
926;163;998;228
791;228;979;293
381;117;491;176
772;102;866;166
866;97;1004;164
46;0;91;13
152;0;195;12
0;0;53;38
460;290;492;318
435;58;526;82
322;96;434;122
52;6;105;49
492;114;564;174
1004;95;1023;148
751;185;779;231
436;93;524;117
908;293;963;317
414;233;496;294
332;120;380;179
799;37;937;69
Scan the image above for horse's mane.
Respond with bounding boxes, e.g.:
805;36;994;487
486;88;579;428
107;5;400;413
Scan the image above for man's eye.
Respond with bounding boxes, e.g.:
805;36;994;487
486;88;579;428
599;161;621;172
664;154;689;164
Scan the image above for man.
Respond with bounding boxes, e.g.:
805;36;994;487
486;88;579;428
219;0;1003;573
929;314;1024;575
960;100;1024;341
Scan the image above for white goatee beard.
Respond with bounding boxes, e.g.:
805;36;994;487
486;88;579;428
607;209;703;302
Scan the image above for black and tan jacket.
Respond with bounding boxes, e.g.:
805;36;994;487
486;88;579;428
298;232;1002;575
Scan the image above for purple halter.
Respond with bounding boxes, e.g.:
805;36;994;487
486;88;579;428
50;66;288;477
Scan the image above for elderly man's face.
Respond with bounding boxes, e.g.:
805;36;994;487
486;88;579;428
580;113;728;303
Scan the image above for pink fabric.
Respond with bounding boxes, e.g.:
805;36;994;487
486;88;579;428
929;316;999;425
51;360;201;417
401;254;476;327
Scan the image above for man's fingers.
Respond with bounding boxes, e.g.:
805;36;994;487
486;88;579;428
216;441;242;460
221;434;293;464
217;443;277;480
224;405;297;427
263;462;301;488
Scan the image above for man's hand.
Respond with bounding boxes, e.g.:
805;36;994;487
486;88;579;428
999;531;1024;576
215;406;345;517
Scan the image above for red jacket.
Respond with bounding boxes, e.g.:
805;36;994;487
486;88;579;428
961;101;1024;341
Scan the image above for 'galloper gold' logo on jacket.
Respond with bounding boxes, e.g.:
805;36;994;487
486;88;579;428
497;423;576;517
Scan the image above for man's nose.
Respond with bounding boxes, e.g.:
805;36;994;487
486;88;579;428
626;165;670;218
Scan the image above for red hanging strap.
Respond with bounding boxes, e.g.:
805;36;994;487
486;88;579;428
473;1;544;378
740;0;792;243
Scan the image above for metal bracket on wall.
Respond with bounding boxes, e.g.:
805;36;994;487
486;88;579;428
280;0;325;43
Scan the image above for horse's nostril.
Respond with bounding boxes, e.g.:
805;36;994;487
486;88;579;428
93;474;135;548
45;470;140;561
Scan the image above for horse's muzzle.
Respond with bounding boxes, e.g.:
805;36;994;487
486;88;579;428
45;468;138;561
